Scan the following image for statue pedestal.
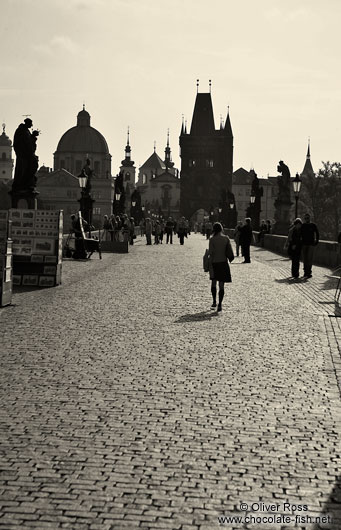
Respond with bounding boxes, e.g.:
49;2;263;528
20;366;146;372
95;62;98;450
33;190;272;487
273;199;292;235
10;189;39;210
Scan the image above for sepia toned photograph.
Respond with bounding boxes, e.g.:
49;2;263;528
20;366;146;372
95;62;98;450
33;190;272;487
38;275;55;287
33;238;54;254
22;275;39;286
0;0;341;529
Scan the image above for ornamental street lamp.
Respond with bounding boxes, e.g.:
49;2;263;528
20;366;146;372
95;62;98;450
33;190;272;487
247;171;263;230
292;172;302;218
78;164;94;236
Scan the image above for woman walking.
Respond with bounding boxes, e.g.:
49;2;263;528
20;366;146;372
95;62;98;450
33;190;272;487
208;222;234;312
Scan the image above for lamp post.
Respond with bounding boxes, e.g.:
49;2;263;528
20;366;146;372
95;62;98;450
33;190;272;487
78;165;94;236
292;172;302;218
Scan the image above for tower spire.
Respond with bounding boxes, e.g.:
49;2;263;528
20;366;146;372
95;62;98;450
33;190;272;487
301;137;314;177
181;114;185;135
224;105;233;136
121;127;134;166
164;129;174;171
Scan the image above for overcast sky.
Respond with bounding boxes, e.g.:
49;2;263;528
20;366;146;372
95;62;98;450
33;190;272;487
2;0;341;179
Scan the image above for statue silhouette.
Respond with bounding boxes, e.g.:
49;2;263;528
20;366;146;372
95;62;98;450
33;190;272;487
12;118;39;193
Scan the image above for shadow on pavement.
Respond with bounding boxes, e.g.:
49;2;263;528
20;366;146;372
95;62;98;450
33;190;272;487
320;273;340;292
313;476;341;529
275;277;308;284
175;311;219;323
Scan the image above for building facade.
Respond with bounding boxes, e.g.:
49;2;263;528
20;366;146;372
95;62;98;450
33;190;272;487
136;138;180;218
0;124;14;183
179;90;234;222
232;168;278;224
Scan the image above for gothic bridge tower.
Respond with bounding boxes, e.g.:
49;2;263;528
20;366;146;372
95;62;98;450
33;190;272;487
179;82;234;221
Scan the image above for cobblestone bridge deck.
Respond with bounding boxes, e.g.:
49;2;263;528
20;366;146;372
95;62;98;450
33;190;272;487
0;234;340;530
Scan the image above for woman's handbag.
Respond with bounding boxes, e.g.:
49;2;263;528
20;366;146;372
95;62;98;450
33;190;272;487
225;238;235;262
203;249;210;272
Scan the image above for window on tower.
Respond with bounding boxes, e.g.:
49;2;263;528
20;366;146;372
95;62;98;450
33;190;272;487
75;160;82;174
142;173;147;185
206;159;214;168
2;153;6;160
189;160;196;167
94;161;100;174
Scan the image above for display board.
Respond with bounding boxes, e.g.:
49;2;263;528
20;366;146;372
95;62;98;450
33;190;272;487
0;211;12;306
9;209;63;288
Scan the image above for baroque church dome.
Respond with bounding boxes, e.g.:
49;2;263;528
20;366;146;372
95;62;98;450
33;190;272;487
53;106;111;179
55;107;109;155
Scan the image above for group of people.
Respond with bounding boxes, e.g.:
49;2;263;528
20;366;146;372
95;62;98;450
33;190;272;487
204;213;321;313
140;216;190;246
233;218;260;263
285;214;319;278
102;214;136;245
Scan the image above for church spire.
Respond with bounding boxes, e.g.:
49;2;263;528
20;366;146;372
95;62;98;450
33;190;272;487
121;126;134;167
180;114;185;135
164;129;174;170
301;138;314;177
224;105;233;136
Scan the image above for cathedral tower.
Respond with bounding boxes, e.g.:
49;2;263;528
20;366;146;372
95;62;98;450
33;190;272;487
179;83;234;220
120;127;136;197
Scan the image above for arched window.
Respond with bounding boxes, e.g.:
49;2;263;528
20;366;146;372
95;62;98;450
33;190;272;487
142;173;147;185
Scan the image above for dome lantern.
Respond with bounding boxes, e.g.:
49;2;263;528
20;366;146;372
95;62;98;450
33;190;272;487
77;105;91;127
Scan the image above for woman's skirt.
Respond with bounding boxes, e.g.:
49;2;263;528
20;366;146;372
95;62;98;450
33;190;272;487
212;261;231;282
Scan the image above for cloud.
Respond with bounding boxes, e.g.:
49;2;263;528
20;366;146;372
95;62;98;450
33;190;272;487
32;35;80;56
264;5;308;21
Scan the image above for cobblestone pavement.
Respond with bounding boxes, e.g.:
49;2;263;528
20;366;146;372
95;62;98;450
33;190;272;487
0;235;340;530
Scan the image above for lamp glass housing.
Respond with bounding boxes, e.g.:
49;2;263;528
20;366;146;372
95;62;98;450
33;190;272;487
250;195;256;204
230;203;234;209
115;192;121;201
79;175;87;188
132;201;136;207
293;175;302;195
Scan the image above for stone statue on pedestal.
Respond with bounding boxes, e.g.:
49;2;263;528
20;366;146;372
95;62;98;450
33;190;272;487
12;118;39;193
11;118;40;208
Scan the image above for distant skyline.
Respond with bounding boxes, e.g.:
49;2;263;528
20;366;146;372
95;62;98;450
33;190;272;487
2;0;341;179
